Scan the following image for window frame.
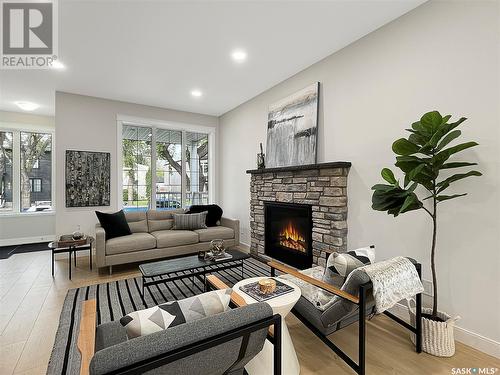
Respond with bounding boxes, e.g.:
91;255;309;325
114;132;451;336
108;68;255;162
0;125;56;217
117;115;216;210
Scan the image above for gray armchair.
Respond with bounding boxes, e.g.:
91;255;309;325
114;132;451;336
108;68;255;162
77;299;281;375
269;258;422;375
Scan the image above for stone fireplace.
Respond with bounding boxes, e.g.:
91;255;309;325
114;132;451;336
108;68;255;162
247;162;351;267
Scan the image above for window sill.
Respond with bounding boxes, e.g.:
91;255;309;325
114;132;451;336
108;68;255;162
0;211;56;218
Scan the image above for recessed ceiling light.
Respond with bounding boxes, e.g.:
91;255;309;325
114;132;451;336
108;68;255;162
51;60;65;70
14;101;40;111
191;89;203;98
231;49;247;63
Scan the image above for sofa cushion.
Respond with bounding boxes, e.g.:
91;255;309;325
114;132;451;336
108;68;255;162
173;212;208;230
125;211;148;233
95;210;131;240
106;233;156;255
147;209;185;232
186;204;223;227
194;226;235;242
119;289;232;339
152;230;199;248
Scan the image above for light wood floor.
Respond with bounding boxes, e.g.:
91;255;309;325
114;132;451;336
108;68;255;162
0;250;498;375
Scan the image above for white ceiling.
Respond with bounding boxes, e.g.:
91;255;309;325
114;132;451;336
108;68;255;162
0;0;426;117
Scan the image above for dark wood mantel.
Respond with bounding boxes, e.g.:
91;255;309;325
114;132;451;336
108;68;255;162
246;161;351;174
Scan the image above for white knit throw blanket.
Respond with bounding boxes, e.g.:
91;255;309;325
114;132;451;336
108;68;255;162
355;256;424;314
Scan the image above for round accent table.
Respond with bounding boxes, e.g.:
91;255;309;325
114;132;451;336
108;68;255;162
233;276;301;375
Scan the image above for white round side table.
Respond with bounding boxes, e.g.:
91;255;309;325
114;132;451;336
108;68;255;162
233;276;301;375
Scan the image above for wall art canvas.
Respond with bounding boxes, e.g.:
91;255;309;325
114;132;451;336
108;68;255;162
65;150;110;207
265;82;319;168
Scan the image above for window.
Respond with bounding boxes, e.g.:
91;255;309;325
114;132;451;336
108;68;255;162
20;132;52;212
30;178;42;193
0;129;53;214
121;123;211;211
122;125;152;211
0;131;13;212
185;132;209;206
156;128;182;209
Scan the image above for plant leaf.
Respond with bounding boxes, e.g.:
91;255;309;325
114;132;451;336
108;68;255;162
436;130;461;151
371;184;396;191
436;193;467;202
433;141;479;166
420;111;442;133
381;168;397;185
408;164;426;181
424;117;467;149
440;162;477;170
392;138;420;156
436;170;482;193
399;194;423;214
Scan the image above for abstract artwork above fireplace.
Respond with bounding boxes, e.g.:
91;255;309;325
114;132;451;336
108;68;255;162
265;82;319;168
265;201;312;269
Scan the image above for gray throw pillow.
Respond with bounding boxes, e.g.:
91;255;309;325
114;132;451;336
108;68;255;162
119;289;232;339
172;211;208;230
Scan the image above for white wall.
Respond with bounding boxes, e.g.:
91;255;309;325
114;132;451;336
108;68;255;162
218;0;499;355
55;92;218;237
0;110;56;245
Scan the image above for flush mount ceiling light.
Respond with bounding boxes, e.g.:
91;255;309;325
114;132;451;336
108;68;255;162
190;89;203;98
14;101;40;111
231;49;247;63
51;60;66;70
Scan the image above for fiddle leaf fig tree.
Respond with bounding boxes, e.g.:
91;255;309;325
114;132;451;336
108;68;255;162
371;111;481;320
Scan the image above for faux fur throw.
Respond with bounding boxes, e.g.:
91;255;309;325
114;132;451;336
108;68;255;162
356;256;424;313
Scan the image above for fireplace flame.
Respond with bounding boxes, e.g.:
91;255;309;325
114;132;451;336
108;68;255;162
279;221;306;252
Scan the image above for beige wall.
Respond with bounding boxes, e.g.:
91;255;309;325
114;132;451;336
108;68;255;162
218;0;500;354
0;111;56;245
55;92;218;237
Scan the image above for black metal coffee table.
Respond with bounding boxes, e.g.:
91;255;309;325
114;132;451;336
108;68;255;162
139;249;250;296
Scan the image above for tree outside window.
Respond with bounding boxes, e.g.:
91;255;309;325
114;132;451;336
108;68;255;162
20;132;52;211
0;131;13;212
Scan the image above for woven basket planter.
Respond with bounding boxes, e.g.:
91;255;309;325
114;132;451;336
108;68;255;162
409;307;460;357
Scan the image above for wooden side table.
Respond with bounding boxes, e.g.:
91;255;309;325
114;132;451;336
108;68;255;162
48;237;94;280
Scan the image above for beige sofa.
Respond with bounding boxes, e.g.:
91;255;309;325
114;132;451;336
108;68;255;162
95;209;240;272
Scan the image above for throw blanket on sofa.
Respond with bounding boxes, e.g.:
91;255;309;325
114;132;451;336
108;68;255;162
354;256;424;313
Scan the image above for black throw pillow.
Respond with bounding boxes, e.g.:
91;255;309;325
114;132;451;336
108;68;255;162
186;204;223;227
95;210;132;240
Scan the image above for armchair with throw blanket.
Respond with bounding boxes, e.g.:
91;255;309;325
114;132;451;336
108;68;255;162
269;246;424;375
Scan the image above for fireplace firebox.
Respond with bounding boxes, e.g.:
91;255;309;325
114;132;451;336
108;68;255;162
264;202;312;269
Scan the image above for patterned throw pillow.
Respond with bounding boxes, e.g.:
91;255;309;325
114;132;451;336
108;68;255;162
172;212;208;230
322;246;376;286
120;289;232;339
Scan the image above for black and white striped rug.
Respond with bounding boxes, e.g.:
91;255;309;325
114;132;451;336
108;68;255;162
47;257;271;375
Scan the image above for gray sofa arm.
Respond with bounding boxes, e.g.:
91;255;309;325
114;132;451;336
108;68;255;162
95;224;106;268
220;217;239;246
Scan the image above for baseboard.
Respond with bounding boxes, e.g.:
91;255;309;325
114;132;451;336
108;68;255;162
388;303;500;358
0;235;56;247
237;242;250;252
